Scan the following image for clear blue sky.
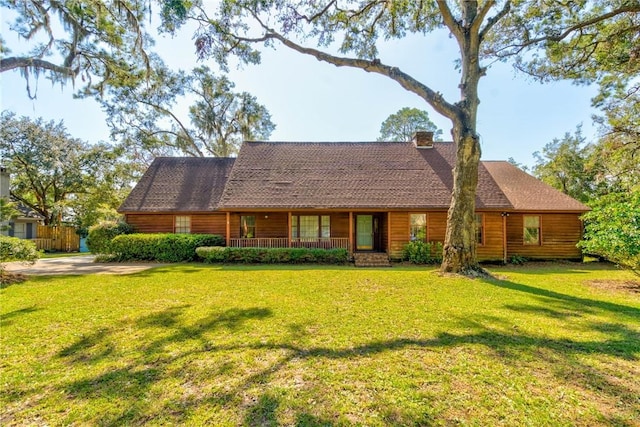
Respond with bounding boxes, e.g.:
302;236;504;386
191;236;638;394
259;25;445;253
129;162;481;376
1;16;599;168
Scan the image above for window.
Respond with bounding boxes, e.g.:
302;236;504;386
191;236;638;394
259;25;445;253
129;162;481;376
410;214;426;241
523;215;540;245
240;215;256;238
175;216;191;234
13;222;26;239
291;215;331;239
475;213;484;245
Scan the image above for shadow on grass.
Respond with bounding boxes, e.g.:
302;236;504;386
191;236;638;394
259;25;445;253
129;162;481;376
37;277;640;425
492;261;621;275
484;278;640;318
0;305;40;325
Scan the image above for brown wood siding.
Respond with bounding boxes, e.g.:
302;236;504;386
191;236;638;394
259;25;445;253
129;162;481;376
330;213;350;238
388;211;504;262
427;212;447;243
230;213;287;238
125;214;174;233
125;213;227;235
507;213;583;259
258;213;288;238
476;212;505;262
191;214;227;235
388;211;409;260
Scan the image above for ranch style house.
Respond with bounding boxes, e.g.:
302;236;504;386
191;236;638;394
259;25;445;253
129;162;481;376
119;132;589;263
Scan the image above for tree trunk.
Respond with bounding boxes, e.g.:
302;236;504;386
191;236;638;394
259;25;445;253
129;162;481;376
441;132;482;274
439;1;485;275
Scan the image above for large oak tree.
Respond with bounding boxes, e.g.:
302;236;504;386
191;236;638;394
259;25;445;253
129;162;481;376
0;0;154;96
162;0;638;274
378;107;443;142
101;59;275;159
0;112;131;226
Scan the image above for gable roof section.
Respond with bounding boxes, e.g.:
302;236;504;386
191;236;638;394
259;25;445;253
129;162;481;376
218;141;512;210
483;161;589;212
119;157;235;213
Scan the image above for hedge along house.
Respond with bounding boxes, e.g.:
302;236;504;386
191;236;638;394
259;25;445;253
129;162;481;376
119;132;589;263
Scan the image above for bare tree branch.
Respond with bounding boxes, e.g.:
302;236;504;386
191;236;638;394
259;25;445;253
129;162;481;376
253;30;461;122
436;1;463;44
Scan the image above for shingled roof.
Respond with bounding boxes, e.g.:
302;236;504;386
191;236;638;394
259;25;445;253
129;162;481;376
483;161;589;211
218;141;513;210
120;142;589;213
119;157;235;212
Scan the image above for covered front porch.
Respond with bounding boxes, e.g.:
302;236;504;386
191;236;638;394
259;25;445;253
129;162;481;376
224;211;388;255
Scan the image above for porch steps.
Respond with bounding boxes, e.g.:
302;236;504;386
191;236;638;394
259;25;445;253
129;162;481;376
353;252;391;268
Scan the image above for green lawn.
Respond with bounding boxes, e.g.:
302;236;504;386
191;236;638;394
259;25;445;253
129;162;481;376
1;263;639;426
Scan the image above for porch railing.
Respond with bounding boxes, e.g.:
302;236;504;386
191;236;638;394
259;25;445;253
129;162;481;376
229;237;349;250
229;238;289;248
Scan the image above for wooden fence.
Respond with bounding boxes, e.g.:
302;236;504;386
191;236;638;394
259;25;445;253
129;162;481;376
34;225;80;252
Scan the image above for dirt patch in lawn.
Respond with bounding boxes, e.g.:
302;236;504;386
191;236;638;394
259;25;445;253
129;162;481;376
0;271;28;287
585;279;640;294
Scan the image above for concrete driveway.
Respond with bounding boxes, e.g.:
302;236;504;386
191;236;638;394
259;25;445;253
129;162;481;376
3;255;165;276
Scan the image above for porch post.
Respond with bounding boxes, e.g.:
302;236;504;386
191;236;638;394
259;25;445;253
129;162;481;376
348;211;353;255
288;211;292;247
226;212;230;247
387;212;391;256
502;212;508;264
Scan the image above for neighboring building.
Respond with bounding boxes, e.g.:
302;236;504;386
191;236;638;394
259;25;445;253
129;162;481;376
119;133;589;262
1;167;43;239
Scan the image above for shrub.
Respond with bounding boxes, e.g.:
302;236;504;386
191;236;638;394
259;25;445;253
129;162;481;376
579;192;640;272
0;236;40;264
86;221;135;254
110;234;225;262
402;240;443;264
509;254;528;265
196;246;349;264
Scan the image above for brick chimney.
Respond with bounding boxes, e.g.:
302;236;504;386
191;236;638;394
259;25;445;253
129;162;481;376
412;131;434;148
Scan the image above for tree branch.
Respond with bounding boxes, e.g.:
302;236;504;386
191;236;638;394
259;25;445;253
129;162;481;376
261;31;461;122
436;1;463;44
135;98;197;150
480;0;511;40
472;0;495;33
0;56;76;77
506;4;640;51
289;0;337;24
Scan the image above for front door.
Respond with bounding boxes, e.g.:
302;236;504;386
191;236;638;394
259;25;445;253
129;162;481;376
356;215;374;250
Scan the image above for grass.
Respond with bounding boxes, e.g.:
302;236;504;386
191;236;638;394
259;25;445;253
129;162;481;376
1;263;639;426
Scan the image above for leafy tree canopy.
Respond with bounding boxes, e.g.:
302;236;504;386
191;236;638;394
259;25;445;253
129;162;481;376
101;58;275;158
580;192;640;273
488;0;639;92
378;108;443;142
0;111;135;227
592;85;640;193
533;126;606;203
0;0;154;97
